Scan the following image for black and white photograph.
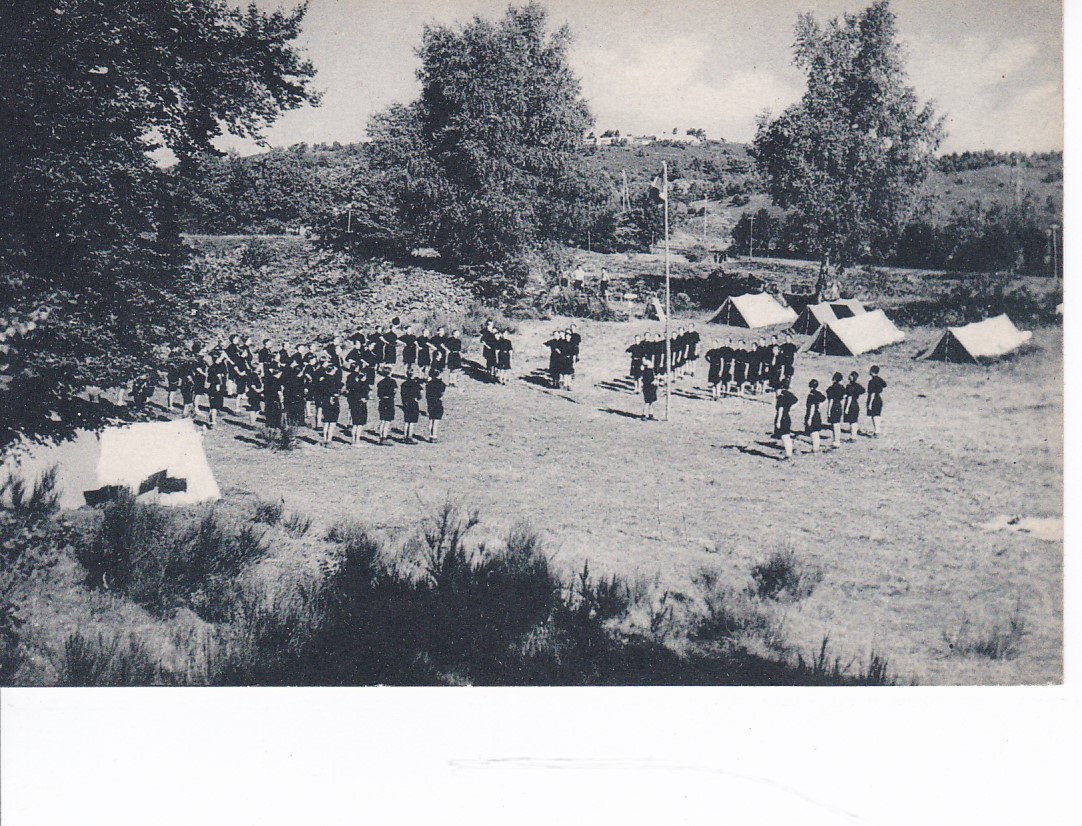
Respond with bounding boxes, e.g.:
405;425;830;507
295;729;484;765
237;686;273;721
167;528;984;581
0;0;1066;688
0;0;1073;815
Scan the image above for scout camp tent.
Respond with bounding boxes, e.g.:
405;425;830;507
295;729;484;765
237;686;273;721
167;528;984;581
2;420;220;510
789;299;867;335
920;314;1033;363
643;296;667;322
709;293;797;328
802;309;906;356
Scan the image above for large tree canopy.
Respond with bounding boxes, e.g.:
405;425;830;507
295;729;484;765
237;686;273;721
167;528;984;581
0;0;317;447
354;2;595;270
751;0;943;292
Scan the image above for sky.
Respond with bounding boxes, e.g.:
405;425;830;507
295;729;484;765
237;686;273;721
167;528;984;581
226;0;1064;154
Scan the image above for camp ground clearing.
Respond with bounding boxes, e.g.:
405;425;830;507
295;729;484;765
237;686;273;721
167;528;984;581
178;305;1060;686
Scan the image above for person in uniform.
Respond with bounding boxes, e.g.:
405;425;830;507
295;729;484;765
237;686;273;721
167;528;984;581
774;379;799;461
207;351;229;428
685;324;701;379
705;339;723;400
496;330;513;384
376;367;398;444
719;337;735;396
866;365;886;437
544;331;563;389
446;329;463;387
320;360;343;447
825;372;846;448
626;334;644;393
262;357;283;431
416;327;432;377
804;378;826;453
481;323;498;379
345;360;372;446
400;371;423;443
843;370;865;442
778;332;798;384
426;368;447;442
400;327;418;375
641;363;658;420
245;362;264;426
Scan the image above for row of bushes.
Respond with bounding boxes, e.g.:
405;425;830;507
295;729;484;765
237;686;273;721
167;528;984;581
1;475;912;686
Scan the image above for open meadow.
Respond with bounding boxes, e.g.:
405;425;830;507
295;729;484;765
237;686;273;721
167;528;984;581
189;309;1063;685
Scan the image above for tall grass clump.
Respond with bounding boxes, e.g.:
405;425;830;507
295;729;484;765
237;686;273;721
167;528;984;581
254;499;284;525
943;602;1027;660
75;493;267;621
57;631;158;686
748;545;823;602
792;637;895;686
0;465;60;517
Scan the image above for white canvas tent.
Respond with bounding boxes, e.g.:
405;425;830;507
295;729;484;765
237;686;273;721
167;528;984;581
789;299;867;335
709;293;797;328
802;309;906;356
919;314;1033;363
2;420;220;510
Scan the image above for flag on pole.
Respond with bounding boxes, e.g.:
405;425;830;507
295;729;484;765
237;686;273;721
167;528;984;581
649;173;668;203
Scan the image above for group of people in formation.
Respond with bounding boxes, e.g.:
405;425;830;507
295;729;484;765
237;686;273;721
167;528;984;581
543;324;583;390
771;367;887;461
156;320;466;446
623;326;702;419
701;333;799;399
479;322;515;384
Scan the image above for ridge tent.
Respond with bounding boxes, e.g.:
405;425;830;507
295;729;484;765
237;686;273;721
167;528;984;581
2;420;220;510
789;299;867;335
920;314;1033;363
801;309;906;356
709;293;797;328
644;296;667;323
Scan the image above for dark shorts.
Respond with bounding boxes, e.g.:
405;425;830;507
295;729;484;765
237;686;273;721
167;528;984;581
322;398;340;423
181;387;194;404
869;397;883;417
449;353;462;371
209;393;225;411
378;398;395;422
644;386;658;404
828;404;843;425
403;403;420;425
630;360;642;379
428;401;444;421
844;406;860;424
348;400;368;426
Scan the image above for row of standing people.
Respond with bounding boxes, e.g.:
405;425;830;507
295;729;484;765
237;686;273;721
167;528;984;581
543;325;583;390
624;325;702;392
160;324;463;445
702;334;799;399
772;367;887;461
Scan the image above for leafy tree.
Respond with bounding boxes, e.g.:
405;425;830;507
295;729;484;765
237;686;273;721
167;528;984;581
751;0;943;296
0;0;317;447
360;2;594;270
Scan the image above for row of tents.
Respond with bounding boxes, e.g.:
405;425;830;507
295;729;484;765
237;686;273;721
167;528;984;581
707;292;1034;362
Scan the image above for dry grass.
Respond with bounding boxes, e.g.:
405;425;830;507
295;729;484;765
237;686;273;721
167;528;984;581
190;309;1060;684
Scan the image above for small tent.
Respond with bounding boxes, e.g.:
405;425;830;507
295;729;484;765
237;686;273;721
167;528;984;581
789;299;867;335
643;296;667;322
709;292;797;328
2;420;220;510
920;314;1033;363
802;309;906;356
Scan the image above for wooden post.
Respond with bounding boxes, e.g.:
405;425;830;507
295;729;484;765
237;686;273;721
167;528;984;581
664;161;672;423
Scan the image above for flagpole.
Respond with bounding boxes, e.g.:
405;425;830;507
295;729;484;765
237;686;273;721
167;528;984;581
663;161;671;423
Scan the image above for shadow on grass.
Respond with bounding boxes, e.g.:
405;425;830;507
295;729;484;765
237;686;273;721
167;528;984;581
598;407;643;420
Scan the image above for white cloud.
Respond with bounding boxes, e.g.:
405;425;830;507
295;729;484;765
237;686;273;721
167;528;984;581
573;36;800;141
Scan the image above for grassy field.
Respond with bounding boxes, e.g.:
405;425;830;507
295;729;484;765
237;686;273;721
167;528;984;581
188;311;1062;685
